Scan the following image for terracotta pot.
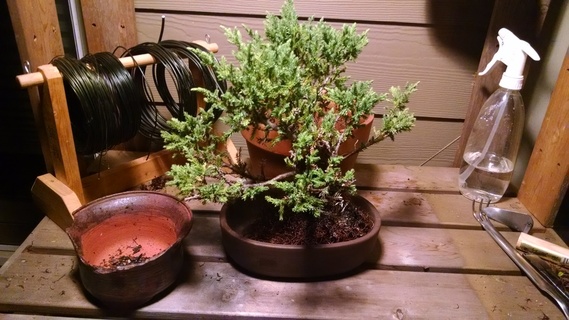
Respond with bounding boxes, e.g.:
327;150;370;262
66;191;193;309
241;126;292;179
219;194;381;279
242;114;374;179
337;114;374;172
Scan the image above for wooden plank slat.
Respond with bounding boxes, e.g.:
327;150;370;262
135;13;480;120
360;191;546;231
80;0;138;54
21;204;561;277
0;253;563;319
185;216;560;274
134;0;494;27
332;119;462;167
5;0;64;84
519;50;569;226
354;164;459;191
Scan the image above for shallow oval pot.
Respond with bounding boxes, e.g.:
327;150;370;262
220;195;381;279
66;191;193;309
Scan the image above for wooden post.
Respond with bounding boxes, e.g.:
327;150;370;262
454;0;550;166
6;0;65;172
37;65;85;204
518;50;569;226
79;0;138;54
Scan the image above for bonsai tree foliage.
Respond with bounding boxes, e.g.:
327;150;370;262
163;0;418;218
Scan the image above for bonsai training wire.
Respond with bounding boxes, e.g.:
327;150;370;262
122;41;226;141
80;52;142;145
50;40;227;154
158;39;227;120
51;55;125;155
121;42;197;141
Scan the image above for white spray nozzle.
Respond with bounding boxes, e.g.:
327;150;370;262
478;28;540;90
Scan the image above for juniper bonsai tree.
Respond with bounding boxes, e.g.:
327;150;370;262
162;0;418;218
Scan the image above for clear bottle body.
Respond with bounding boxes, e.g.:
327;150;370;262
459;88;525;202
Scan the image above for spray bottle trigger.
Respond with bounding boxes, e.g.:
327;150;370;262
478;35;504;76
521;41;540;62
479;56;498;76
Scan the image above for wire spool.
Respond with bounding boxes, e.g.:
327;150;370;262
50;40;227;154
121;42;197;141
80;52;142;146
158;39;227;120
51;56;121;155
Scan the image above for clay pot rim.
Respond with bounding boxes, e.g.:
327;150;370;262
67;190;193;274
241;113;374;157
241;125;291;157
220;194;381;250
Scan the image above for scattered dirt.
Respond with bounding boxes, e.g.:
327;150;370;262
100;239;149;269
244;200;374;245
138;176;169;191
403;197;422;206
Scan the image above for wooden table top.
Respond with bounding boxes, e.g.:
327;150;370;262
0;164;566;319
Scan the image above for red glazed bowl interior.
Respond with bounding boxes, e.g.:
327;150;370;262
79;212;178;270
66;190;193;308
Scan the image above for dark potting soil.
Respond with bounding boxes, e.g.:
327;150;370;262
243;200;374;245
139;176;169;191
101;242;149;269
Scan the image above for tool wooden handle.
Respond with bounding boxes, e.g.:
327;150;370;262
517;232;569;265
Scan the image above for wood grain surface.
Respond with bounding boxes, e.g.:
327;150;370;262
0;165;566;319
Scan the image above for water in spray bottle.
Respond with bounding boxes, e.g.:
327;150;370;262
459;28;540;203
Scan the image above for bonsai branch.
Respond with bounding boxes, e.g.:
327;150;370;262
244;171;296;187
342;132;388;161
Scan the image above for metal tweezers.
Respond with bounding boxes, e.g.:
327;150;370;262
472;199;569;319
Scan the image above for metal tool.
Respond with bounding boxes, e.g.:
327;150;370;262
472;200;569;319
483;206;533;233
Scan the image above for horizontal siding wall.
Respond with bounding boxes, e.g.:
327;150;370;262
232;118;464;166
133;0;493;166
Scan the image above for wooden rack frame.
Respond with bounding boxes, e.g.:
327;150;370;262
16;41;218;207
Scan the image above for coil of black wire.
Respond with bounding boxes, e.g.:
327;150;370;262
158;39;226;120
81;52;142;145
50;39;227;154
51;55;127;155
121;42;197;141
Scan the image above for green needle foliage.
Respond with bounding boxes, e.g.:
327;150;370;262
163;0;418;219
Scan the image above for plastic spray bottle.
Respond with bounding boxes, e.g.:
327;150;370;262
458;28;540;203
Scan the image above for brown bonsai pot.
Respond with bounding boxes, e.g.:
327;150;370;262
219;194;381;279
66;191;193;309
242;114;374;179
